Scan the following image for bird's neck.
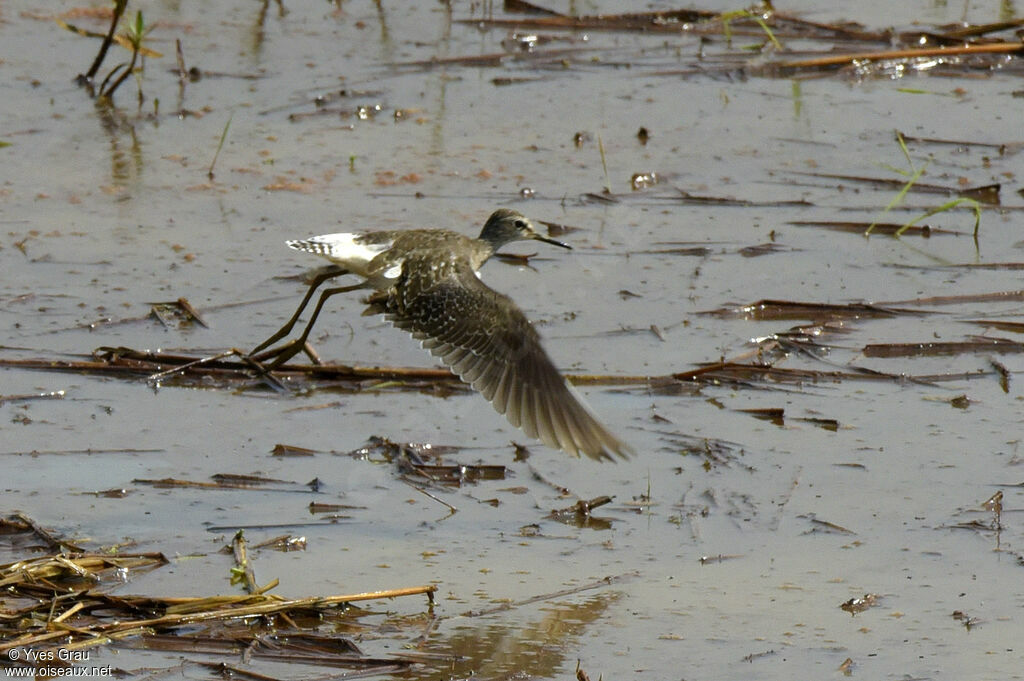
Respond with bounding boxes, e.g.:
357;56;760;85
470;239;499;269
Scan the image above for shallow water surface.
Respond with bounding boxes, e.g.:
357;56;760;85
2;1;1023;679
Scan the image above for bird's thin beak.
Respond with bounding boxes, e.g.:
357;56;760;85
534;233;572;250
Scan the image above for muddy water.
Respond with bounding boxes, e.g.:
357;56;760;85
2;2;1022;679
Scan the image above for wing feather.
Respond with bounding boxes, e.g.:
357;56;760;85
368;262;630;461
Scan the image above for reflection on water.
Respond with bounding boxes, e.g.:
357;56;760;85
423;593;622;680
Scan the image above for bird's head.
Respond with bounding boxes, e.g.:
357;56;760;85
478;209;571;251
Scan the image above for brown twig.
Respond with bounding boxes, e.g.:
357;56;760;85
82;0;129;82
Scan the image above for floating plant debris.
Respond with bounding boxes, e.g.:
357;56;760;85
788;220;968;237
0;515;437;674
785;171;1000;204
840;593;882;615
701;299;920;322
132;474;319;493
862;336;1024;358
880;290;1024;307
147;297;208;328
547;495;614;524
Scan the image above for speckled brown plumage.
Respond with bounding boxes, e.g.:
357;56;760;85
276;209;632;461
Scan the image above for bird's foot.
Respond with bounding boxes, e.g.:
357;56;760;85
249;339;321;370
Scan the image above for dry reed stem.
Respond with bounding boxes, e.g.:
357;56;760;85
779;42;1024;70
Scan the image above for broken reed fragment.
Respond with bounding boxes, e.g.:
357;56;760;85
788;221;966;237
0;519;437;665
862;337;1024;358
453;2;1024;83
700;299;917;321
0;341;1009;398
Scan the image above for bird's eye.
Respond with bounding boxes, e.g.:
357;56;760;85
513;219;526;229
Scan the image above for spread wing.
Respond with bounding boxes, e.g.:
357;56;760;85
366;263;631;461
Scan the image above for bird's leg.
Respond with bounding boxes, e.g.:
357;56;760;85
251;282;366;370
249;266;348;357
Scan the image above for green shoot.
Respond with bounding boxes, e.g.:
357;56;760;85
895;198;982;238
720;8;783;50
867;130;982;238
208;112;234;180
895;130;914;168
864;161;927;236
598;134;611;194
